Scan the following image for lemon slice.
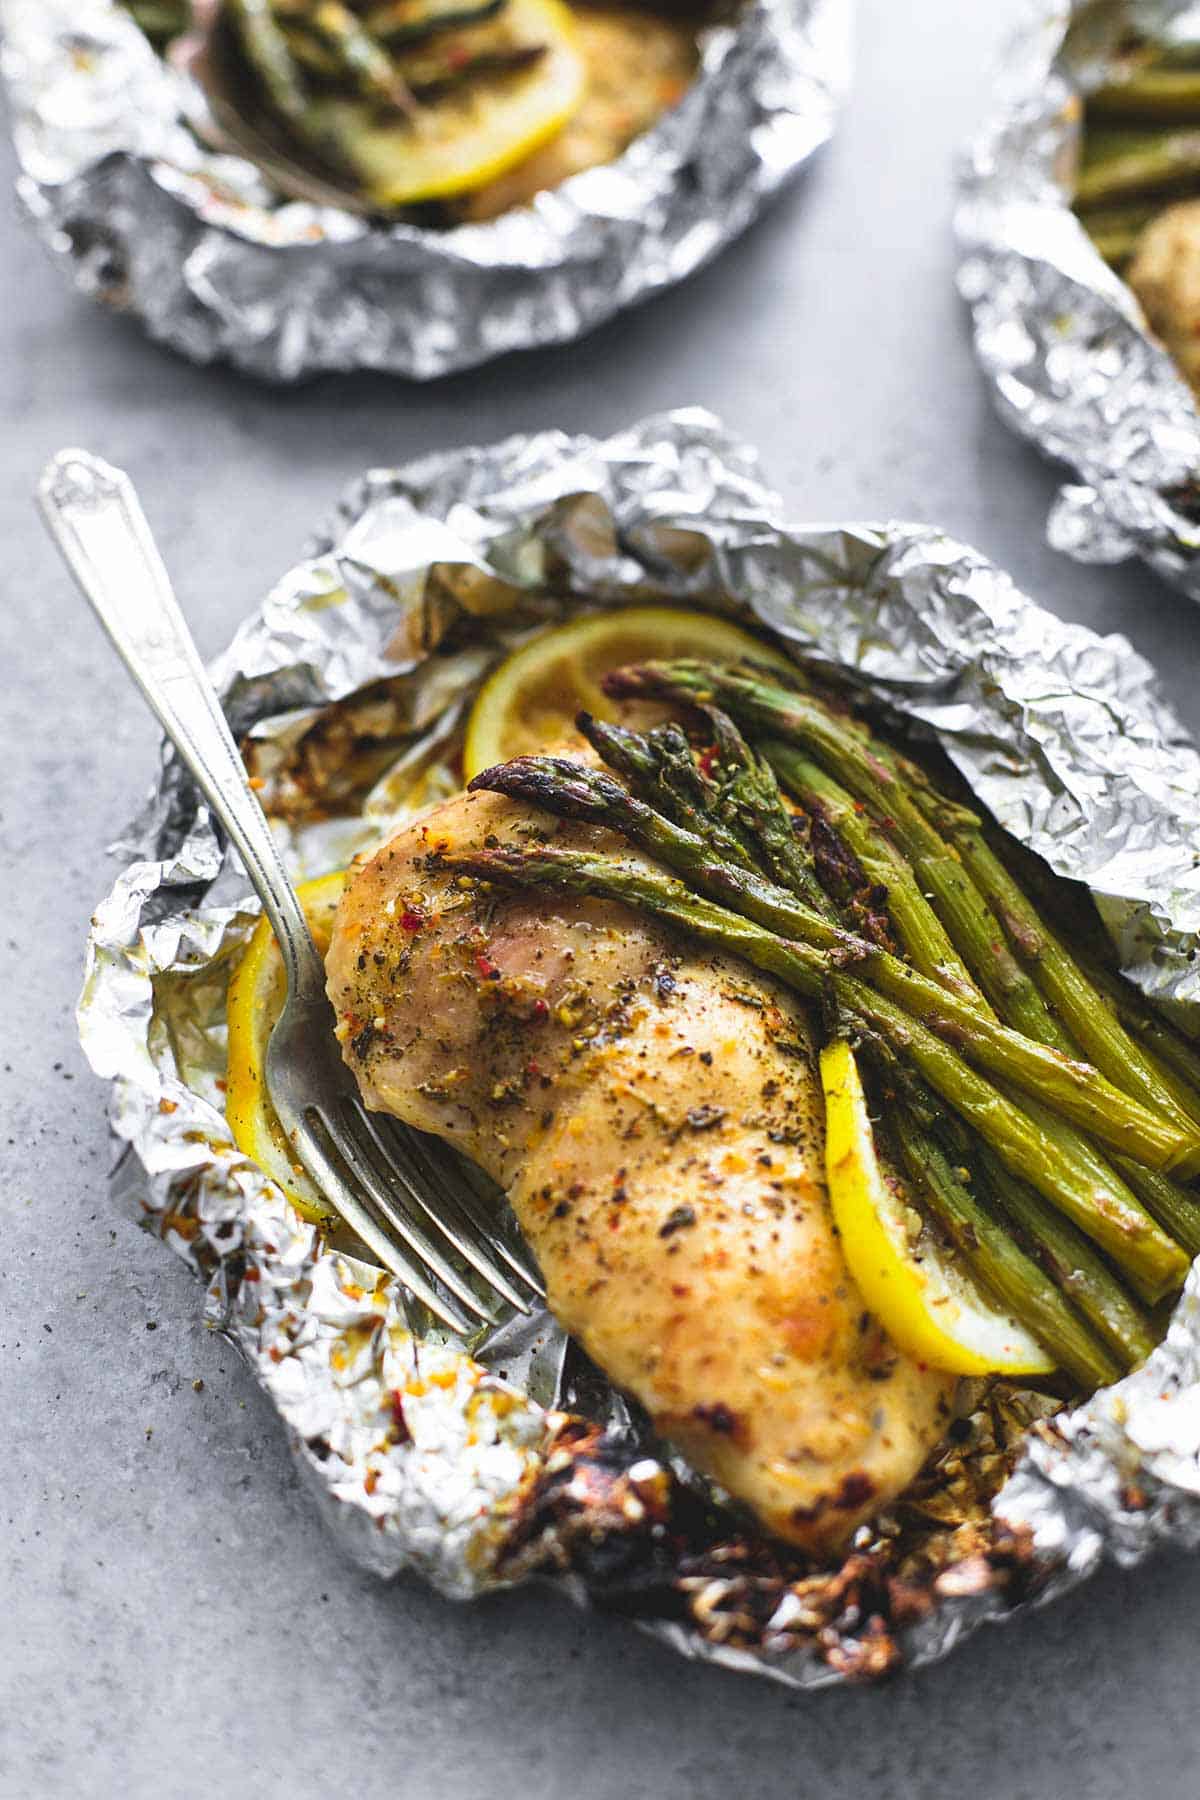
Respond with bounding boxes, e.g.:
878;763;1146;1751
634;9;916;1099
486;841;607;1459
226;871;348;1223
463;606;795;780
312;0;587;207
820;1040;1054;1377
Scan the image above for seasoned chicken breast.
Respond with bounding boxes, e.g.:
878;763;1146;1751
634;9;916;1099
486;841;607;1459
326;771;955;1553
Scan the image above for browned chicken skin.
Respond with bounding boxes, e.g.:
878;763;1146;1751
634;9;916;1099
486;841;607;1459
325;769;956;1554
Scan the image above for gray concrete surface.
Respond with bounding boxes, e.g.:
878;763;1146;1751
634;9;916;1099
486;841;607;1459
4;2;1200;1795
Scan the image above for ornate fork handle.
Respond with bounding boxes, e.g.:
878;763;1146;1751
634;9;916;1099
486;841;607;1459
38;449;327;1003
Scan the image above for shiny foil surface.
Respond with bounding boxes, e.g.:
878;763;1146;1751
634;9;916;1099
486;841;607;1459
0;0;849;379
957;0;1200;598
77;411;1200;1685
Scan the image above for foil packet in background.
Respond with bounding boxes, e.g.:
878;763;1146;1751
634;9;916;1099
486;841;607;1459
957;0;1200;600
0;0;848;380
77;410;1200;1688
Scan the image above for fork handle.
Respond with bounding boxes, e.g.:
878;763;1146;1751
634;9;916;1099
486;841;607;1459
38;449;328;1002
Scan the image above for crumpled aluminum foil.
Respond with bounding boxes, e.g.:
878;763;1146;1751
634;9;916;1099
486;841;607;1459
956;0;1200;599
78;408;1200;1688
0;0;848;380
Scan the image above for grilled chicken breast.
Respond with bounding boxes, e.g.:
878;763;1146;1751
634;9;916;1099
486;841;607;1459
326;770;955;1553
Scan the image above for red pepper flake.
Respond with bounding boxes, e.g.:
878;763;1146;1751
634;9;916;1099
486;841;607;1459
364;1469;379;1495
526;1059;542;1079
698;747;718;777
242;1267;260;1283
531;998;550;1021
400;909;426;933
475;954;501;980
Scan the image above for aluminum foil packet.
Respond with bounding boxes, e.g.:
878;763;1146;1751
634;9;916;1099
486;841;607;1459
957;0;1200;599
78;409;1200;1688
0;0;848;380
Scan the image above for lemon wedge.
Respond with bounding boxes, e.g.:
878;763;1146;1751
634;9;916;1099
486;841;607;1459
462;605;795;781
225;871;348;1223
312;0;587;207
820;1039;1054;1377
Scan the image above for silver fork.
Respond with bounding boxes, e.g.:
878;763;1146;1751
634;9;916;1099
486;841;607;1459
39;449;543;1337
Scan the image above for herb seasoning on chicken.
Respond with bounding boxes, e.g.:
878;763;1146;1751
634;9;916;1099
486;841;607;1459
326;770;956;1553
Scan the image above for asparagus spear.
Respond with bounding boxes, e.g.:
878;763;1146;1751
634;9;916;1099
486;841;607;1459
973;1148;1159;1370
1075;125;1200;206
763;739;1200;1264
697;705;834;918
275;0;417;114
604;658;958;871
773;756;1200;1281
578;711;1129;1371
615;659;1200;1143
1089;69;1200;125
916;799;1200;1136
894;1077;1157;1371
436;840;1188;1299
1072;197;1162;241
363;0;505;50
576;713;759;873
767;743;982;1000
1079;950;1200;1108
469;758;1199;1176
405;46;545;104
576;718;1167;1353
278;20;343;80
887;1103;1124;1387
227;0;315;125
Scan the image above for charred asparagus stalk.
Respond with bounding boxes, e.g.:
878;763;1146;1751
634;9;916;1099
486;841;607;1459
436;839;1188;1299
469;756;1200;1181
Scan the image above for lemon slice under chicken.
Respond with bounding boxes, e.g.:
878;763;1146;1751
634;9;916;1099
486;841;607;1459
820;1040;1054;1378
225;870;347;1223
463;606;796;780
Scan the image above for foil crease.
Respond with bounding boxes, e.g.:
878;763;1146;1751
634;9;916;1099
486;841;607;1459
78;409;1200;1686
0;0;849;380
956;0;1200;599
